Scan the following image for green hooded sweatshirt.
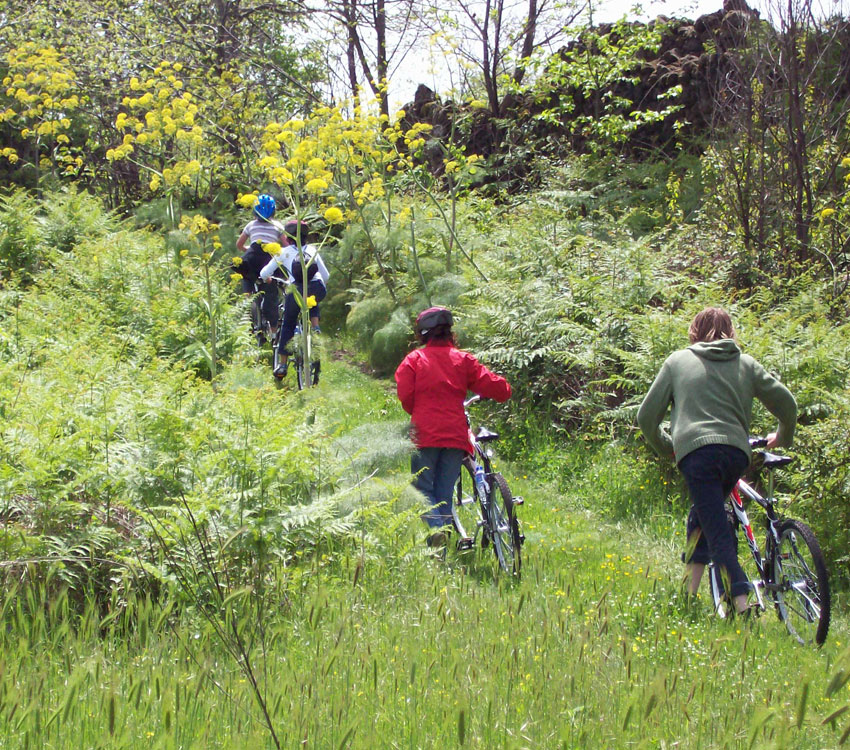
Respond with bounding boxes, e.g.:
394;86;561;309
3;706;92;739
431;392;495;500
637;339;797;463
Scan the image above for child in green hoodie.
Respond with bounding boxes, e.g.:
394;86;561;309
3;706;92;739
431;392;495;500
637;307;797;615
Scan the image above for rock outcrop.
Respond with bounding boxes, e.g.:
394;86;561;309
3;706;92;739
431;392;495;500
401;1;766;177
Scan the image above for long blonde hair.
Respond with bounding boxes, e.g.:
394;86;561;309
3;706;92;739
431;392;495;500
688;307;736;344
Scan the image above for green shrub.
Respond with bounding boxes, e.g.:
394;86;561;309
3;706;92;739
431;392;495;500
427;273;468;308
0;189;41;282
370;309;411;374
319;289;350;331
346;295;395;348
40;187;116;255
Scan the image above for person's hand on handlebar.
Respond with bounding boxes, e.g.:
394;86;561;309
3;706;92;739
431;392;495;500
765;431;779;449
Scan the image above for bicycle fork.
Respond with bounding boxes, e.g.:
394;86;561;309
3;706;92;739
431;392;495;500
730;485;768;610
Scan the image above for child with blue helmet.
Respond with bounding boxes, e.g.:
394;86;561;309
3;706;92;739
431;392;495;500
233;193;284;330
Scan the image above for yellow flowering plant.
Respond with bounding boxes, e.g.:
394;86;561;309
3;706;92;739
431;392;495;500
0;43;83;187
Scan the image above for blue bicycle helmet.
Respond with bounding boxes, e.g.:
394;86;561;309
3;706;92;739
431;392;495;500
253;193;276;220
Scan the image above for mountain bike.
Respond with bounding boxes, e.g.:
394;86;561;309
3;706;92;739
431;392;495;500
707;437;830;646
269;278;319;389
289;324;320;389
450;395;524;575
247;280;278;348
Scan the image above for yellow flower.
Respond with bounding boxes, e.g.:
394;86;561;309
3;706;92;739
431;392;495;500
232;256;242;266
305;177;328;194
820;208;836;219
179;249;189;257
324;206;344;224
236;193;258;208
307;295;317;309
263;242;281;254
230;273;242;282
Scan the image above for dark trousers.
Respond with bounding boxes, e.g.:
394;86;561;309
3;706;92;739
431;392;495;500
277;279;326;355
412;447;465;529
679;444;750;598
237;243;279;327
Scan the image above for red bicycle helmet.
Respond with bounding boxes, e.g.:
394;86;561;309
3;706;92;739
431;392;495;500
415;306;453;336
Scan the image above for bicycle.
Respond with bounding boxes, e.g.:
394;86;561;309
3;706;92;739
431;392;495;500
248;280;278;348
707;437;830;646
269;277;320;389
289;324;320;390
450;395;524;575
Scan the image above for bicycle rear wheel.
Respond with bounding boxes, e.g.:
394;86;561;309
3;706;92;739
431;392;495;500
250;295;267;346
451;461;484;551
771;519;830;646
488;473;521;576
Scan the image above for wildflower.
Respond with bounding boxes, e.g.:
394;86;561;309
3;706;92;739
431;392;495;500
263;242;281;255
232;256;242;266
307;295;317;308
820;208;836;219
236;193;257;208
324;206;344;224
305;177;328;194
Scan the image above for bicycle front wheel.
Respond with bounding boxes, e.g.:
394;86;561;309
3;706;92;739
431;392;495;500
771;519;830;646
295;350;306;390
488;473;521;576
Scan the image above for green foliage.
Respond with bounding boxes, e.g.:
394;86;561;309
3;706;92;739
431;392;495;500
0;191;415;609
0;188;41;282
345;293;395;349
370;308;411;374
40;186;117;254
530;19;682;153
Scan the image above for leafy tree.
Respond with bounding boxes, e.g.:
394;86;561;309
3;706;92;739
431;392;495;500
414;0;582;115
529;19;681;152
705;0;850;295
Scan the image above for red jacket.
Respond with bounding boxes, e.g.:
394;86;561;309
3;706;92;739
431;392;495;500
395;340;512;453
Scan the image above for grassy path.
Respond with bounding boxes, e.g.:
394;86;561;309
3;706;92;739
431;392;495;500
1;349;848;749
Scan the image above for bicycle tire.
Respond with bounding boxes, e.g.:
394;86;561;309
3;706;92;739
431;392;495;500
488;473;521;576
295;350;306;390
771;519;830;646
250;296;267;346
451;461;484;550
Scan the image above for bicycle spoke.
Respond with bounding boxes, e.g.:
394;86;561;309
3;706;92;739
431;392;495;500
772;520;830;646
489;473;521;576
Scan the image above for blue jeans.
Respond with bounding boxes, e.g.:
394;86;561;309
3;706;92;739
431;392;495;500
412;447;465;529
679;444;750;598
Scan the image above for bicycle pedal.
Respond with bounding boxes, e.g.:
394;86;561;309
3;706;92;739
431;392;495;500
519;534;526;546
455;537;475;551
512;496;524;505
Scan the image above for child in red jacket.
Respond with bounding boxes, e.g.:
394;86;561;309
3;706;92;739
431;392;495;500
395;307;511;547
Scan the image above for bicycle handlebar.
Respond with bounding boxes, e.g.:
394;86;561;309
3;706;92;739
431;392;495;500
464;395;482;408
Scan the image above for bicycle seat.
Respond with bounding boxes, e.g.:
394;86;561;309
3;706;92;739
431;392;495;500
753;451;793;469
475;426;499;443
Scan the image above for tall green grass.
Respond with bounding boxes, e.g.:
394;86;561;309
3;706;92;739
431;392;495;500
0;465;847;748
